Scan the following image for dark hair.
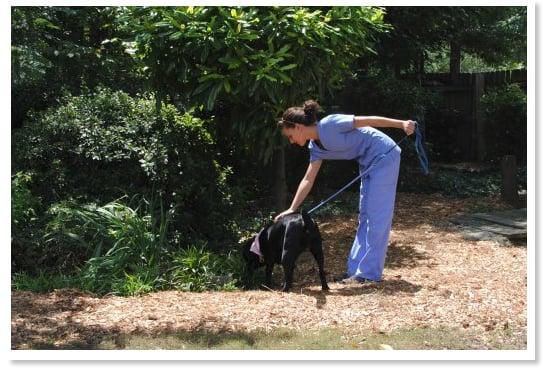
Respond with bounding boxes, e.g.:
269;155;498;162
277;100;322;129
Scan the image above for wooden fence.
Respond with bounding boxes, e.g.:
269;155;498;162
420;69;527;163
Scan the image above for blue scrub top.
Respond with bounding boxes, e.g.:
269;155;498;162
308;114;400;168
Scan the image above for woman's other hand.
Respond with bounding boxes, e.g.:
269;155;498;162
402;120;415;135
274;208;295;222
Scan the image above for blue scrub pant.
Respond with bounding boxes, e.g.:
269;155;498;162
347;148;401;281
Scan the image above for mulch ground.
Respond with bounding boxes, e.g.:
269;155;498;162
11;192;527;349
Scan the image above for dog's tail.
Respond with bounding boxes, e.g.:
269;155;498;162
300;210;317;231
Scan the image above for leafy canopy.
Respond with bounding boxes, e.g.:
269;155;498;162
122;6;388;160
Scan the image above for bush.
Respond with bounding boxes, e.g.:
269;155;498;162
38;197;252;295
11;271;82;293
480;83;527;163
43;197;172;295
11;172;46;273
169;245;246;292
12;172;40;230
12;87;237;251
396;166;516;198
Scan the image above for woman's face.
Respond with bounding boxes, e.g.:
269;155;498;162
281;124;306;147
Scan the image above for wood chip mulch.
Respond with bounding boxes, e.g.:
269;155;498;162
11;193;527;349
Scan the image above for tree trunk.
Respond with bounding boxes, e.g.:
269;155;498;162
449;41;461;83
87;16;102;90
416;50;425;82
272;147;287;212
394;61;401;79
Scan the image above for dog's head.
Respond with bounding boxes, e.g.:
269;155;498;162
241;234;264;271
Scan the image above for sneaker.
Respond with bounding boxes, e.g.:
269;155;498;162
333;272;349;282
338;276;370;285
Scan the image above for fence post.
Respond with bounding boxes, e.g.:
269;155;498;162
501;155;520;207
473;73;486;162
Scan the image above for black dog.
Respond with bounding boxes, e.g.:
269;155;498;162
241;212;329;292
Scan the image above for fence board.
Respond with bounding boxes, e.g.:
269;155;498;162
420;69;526;162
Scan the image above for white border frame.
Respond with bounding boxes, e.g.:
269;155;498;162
3;0;537;363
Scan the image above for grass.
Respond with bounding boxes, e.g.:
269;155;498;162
29;326;523;350
11;271;82;293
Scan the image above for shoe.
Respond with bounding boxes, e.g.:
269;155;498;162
333;272;349;282
338;276;370;285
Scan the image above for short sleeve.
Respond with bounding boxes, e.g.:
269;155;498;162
328;114;354;133
308;142;322;162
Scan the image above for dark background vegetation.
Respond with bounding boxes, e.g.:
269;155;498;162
11;6;527;295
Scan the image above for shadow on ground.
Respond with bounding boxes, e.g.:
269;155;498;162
299;278;423;308
385;241;430;269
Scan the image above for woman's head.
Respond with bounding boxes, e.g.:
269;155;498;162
278;100;322;146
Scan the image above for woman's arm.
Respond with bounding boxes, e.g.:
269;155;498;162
274;159;323;221
354;116;415;135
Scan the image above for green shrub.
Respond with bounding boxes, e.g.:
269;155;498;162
12;172;40;226
11;271;82;293
12;87;237;251
396;166;520;198
480;83;526;163
169;245;246;292
113;263;166;296
44;196;173;295
40;196;251;295
11;172;47;273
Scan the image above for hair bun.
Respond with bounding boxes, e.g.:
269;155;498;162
303;100;321;123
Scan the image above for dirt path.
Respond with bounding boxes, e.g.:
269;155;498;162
11;193;527;349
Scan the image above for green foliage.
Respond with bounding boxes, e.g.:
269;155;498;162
11;6;143;128
114;264;164;296
480;83;527;162
43;197;171;295
12;172;40;229
124;6;388;162
426;48;526;74
397;167;512;198
458;7;526;67
169;245;245;292
11;172;47;274
37;197;252;295
12;88;236;248
11;271;82;293
376;6;526;75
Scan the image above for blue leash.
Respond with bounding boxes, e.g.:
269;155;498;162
307;121;429;215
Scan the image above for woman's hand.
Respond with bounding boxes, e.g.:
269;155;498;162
274;208;295;222
402;120;415;135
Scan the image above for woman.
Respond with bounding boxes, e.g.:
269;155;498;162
274;100;415;284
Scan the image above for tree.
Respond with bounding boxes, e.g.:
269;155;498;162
447;7;526;74
372;6;526;79
122;6;388;209
11;6;142;128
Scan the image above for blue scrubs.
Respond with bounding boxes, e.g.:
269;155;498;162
309;114;401;281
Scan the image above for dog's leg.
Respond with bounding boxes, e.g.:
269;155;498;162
280;253;296;292
281;222;303;292
310;236;329;291
264;262;274;289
